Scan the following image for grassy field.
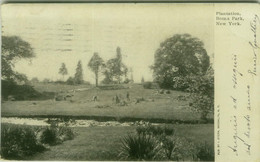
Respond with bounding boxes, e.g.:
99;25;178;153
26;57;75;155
2;83;212;123
25;124;213;161
1;83;214;160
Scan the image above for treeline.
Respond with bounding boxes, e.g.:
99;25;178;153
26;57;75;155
33;47;134;86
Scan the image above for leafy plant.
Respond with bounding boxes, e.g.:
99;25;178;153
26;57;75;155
118;134;161;160
40;127;59;145
195;142;214;161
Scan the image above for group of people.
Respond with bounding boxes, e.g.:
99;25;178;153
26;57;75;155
92;92;131;105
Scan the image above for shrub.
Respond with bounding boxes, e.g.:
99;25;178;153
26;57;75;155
40;122;75;145
142;81;153;89
57;126;75;141
118;134;161;160
40;127;59;145
187;75;214;121
1;80;55;101
195;142;214;161
1;124;45;160
66;77;75;85
173;76;193;91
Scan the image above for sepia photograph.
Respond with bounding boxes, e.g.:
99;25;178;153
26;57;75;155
1;3;215;161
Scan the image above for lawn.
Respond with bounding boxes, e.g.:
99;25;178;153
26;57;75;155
26;124;214;161
2;84;212;123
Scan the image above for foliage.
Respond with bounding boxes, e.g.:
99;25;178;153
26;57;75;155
40;127;59;145
88;52;105;87
195;142;214;161
1;124;45;160
57;126;75;141
136;124;175;136
151;34;210;89
42;78;51;83
123;78;131;84
74;60;84;84
66;77;75;85
59;63;68;80
187;74;214;121
142;81;152;89
102;47;128;84
1;80;55;101
40;123;75;145
119;123;209;161
118;134;161;160
31;77;39;83
1;36;35;82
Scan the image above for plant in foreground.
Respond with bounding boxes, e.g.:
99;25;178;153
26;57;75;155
118;134;161;160
1;124;45;159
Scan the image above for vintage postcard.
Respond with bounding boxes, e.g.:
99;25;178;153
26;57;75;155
0;3;259;162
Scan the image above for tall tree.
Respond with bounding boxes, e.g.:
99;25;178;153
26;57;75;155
151;34;210;89
88;52;104;87
74;60;84;84
103;47;127;84
59;63;68;80
2;36;35;82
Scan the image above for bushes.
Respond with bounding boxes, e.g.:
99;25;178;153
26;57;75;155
142;81;152;89
187;75;214;121
1;123;75;160
1;124;45;159
136;124;174;136
173;74;214;121
40;123;75;145
1;80;55;101
142;81;158;89
40;127;58;145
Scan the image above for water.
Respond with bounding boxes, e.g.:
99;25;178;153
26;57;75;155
1;117;155;127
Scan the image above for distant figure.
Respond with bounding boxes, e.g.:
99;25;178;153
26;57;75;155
92;95;98;102
126;92;130;101
115;95;120;104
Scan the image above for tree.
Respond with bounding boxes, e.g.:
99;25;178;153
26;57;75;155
151;34;210;89
59;63;68;80
31;77;39;83
102;47;127;84
88;52;104;87
2;36;35;82
74;60;84;84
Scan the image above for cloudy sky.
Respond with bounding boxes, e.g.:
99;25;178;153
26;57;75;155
1;3;214;83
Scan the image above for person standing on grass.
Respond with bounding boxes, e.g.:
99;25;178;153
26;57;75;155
126;92;130;101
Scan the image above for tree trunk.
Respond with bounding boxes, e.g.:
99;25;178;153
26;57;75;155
95;72;98;87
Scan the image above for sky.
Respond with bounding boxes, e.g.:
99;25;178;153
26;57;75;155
1;3;214;83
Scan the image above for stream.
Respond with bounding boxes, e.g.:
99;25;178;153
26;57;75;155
1;117;158;127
